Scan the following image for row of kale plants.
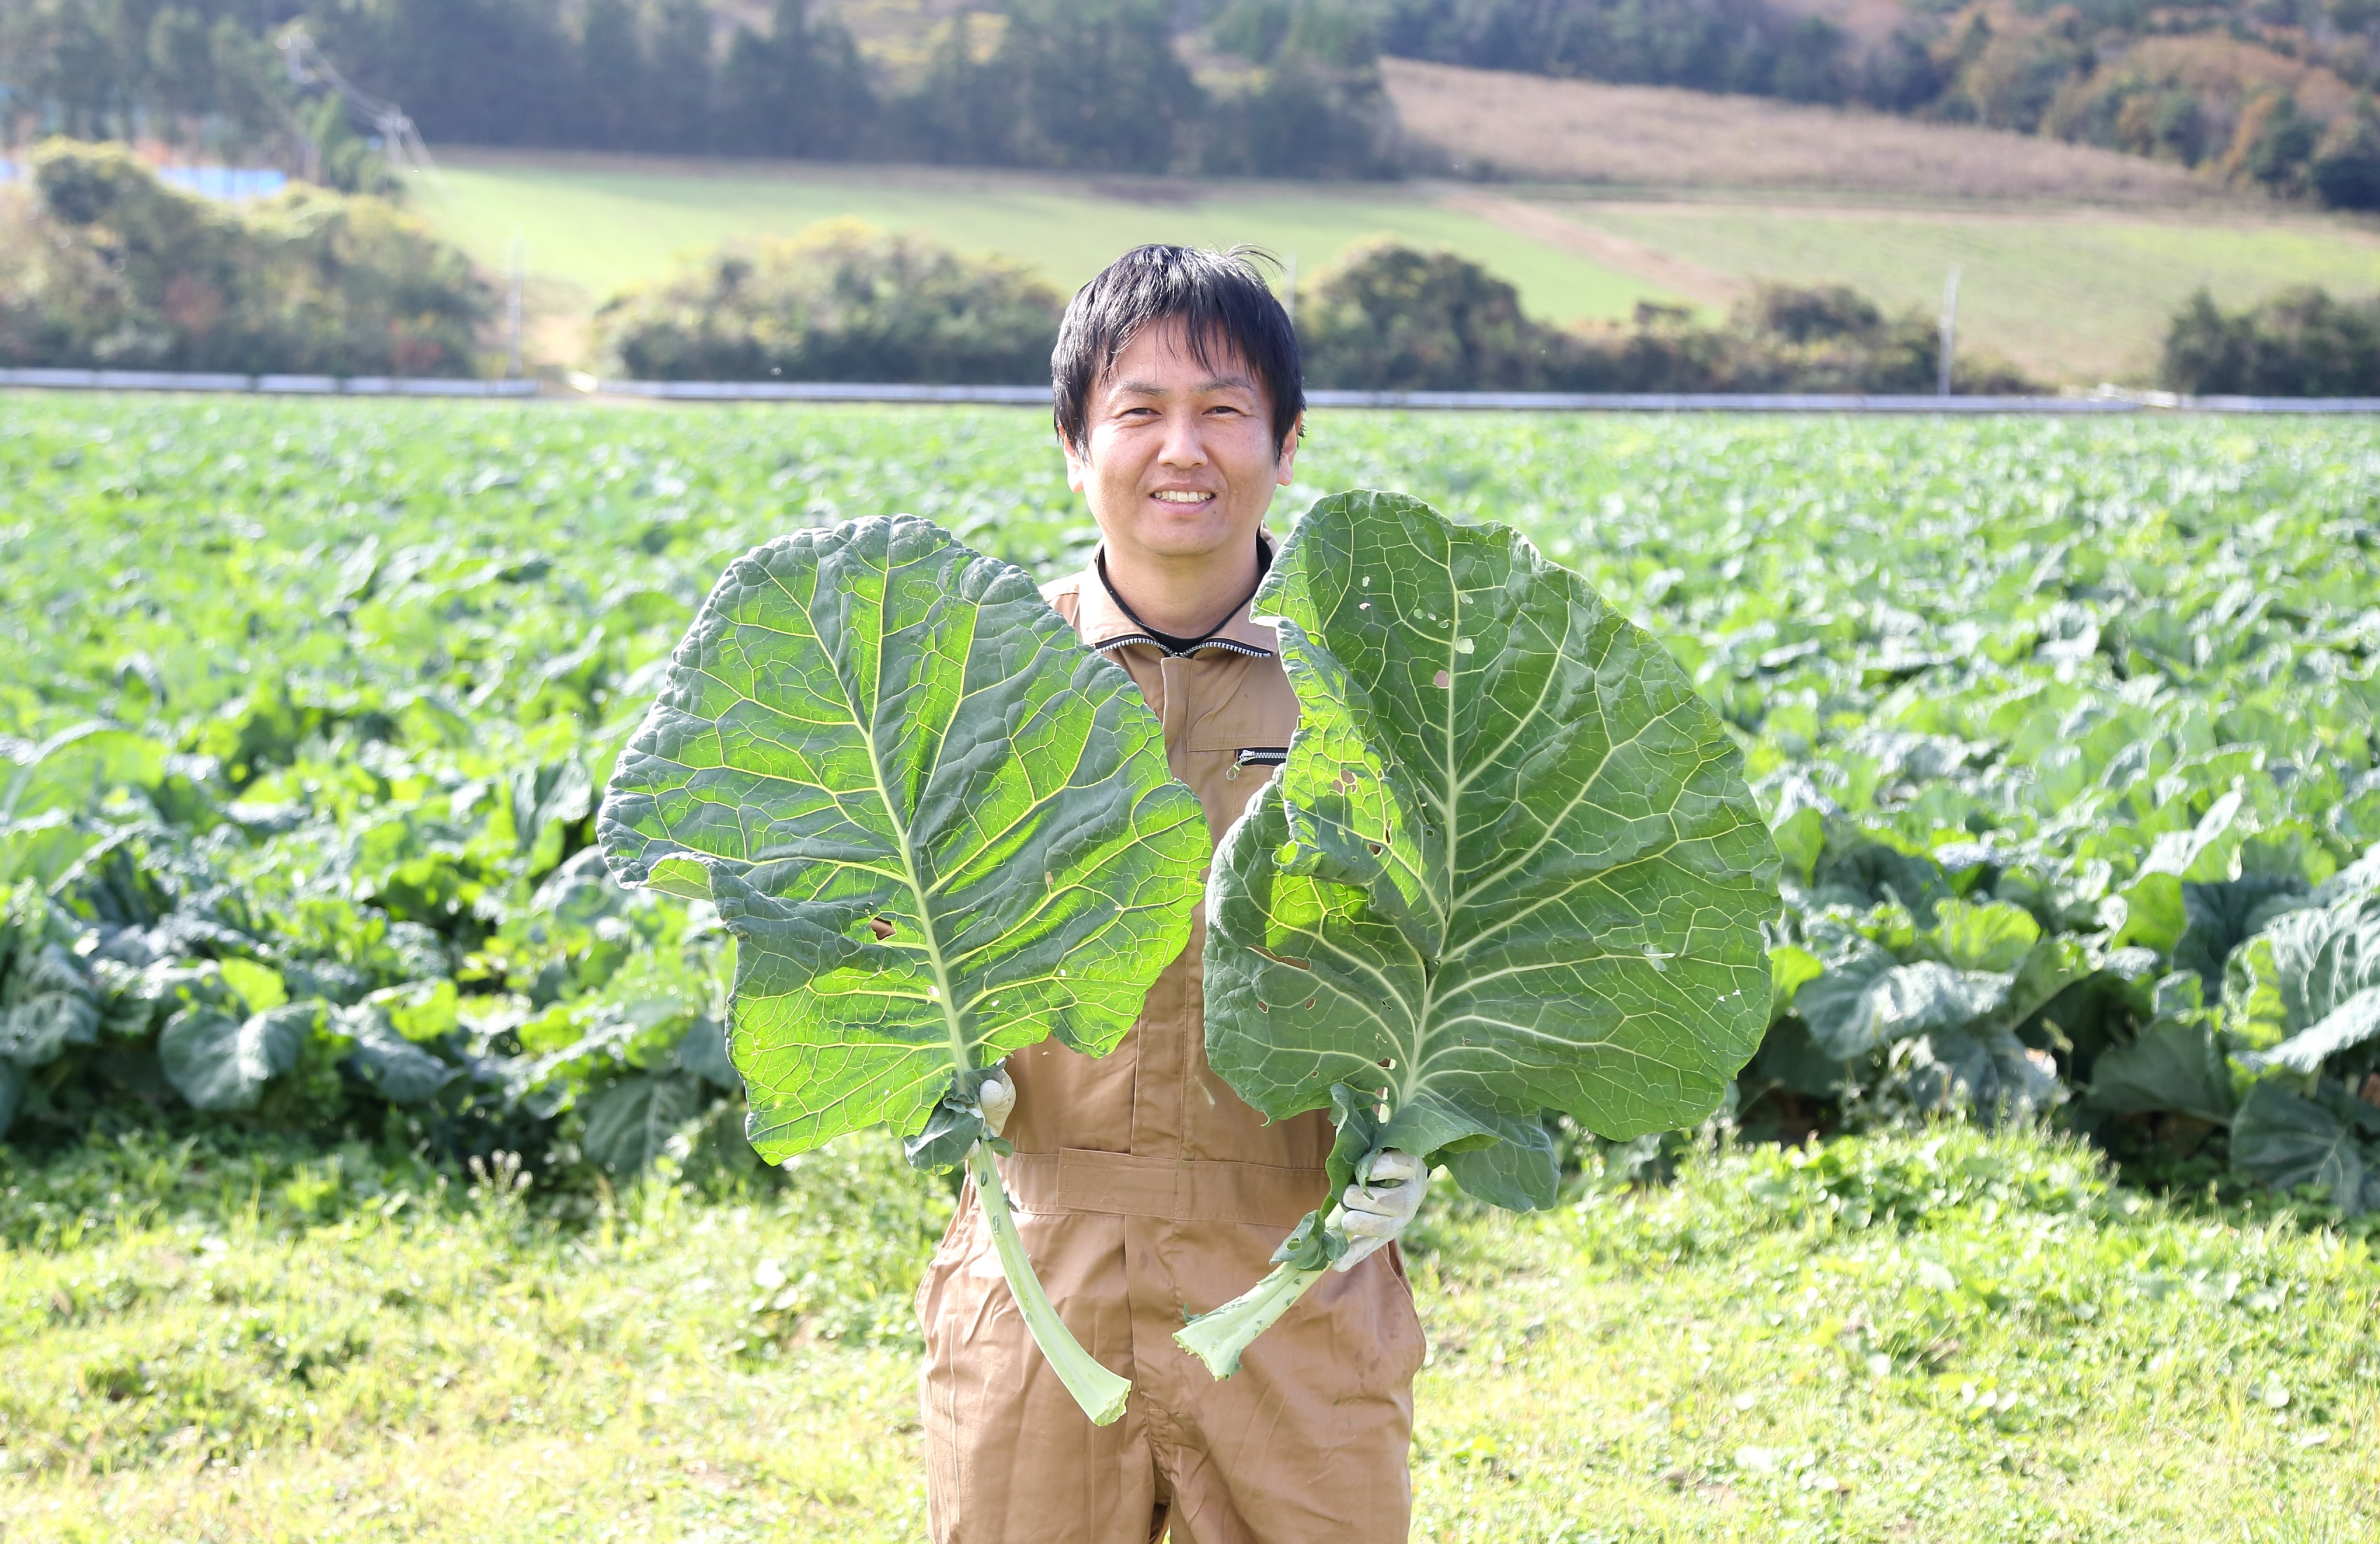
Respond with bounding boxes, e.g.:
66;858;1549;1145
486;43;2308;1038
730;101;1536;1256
3;401;2377;1214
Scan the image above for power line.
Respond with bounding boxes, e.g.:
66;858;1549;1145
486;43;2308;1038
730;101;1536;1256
276;27;443;192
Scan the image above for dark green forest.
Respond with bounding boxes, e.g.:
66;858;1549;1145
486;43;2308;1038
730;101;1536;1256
6;0;2379;199
0;0;1394;176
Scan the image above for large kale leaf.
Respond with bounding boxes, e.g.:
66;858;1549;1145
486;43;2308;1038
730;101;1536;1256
598;515;1206;1162
1204;490;1778;1209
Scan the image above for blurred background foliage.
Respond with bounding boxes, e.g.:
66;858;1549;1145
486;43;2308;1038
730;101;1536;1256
0;139;486;374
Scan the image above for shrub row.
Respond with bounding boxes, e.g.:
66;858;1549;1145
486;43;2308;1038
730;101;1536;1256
2163;286;2380;396
601;228;2380;396
1296;243;2038;394
594;227;2038;394
0;140;488;377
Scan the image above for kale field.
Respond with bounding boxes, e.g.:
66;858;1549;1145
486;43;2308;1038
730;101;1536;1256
3;396;2379;1538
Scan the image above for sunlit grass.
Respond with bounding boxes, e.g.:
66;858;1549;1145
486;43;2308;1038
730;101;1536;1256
4;1125;2372;1542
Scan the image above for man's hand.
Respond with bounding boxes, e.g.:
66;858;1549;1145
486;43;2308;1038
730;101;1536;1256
976;1065;1015;1139
1333;1149;1427;1271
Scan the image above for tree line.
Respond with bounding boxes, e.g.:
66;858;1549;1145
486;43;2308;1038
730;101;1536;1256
0;0;1394;177
11;0;2380;202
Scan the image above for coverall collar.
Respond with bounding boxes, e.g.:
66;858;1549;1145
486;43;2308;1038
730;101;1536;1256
1079;533;1277;660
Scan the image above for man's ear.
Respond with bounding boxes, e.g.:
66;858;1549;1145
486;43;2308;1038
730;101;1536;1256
1061;429;1089;494
1275;414;1303;487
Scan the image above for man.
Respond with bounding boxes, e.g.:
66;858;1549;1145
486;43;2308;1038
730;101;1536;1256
915;246;1429;1544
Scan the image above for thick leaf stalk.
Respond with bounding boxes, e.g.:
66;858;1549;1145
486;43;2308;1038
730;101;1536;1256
1173;1204;1343;1379
968;1143;1132;1425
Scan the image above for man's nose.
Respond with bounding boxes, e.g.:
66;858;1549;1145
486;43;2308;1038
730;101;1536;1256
1157;410;1206;467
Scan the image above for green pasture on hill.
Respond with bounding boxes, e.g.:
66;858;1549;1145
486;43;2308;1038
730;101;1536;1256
1549;201;2380;385
417;159;1665;322
417;155;2380;384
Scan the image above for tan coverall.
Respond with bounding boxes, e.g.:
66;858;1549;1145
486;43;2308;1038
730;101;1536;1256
917;555;1425;1544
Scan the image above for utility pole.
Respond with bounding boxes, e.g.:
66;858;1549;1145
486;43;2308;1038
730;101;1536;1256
1938;265;1961;397
277;27;441;189
507;234;525;379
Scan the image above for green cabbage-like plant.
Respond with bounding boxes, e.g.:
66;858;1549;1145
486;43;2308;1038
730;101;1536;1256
2231;1079;2380;1214
1783;898;2084;1122
2228;894;2380;1075
598;515;1207;1423
2084;973;2236;1127
1179;490;1778;1376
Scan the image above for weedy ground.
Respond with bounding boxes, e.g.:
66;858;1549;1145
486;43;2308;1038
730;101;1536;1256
2;1125;2371;1543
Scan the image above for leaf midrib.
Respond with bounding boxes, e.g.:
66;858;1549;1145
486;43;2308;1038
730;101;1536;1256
1364;518;1701;1120
1392;535;1461;1115
788;540;975;1085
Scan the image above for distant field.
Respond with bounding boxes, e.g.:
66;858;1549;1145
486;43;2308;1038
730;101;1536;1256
419;87;2380;385
1541;201;2380;382
1384;58;2380;381
418;155;1665;324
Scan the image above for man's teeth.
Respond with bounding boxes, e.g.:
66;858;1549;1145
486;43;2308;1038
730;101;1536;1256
1152;490;1213;503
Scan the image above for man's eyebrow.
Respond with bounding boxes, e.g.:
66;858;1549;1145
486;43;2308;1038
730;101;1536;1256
1110;374;1258;397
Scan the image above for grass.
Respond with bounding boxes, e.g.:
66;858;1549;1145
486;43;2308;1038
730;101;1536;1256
4;1124;2373;1542
1550;199;2380;383
416;156;1665;324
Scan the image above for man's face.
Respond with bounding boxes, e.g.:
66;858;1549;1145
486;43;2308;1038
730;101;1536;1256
1063;321;1298;563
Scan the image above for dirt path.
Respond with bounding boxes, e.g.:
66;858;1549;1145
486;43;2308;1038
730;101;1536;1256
1432;190;1746;307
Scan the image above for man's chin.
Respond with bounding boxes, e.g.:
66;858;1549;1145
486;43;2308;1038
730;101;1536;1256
1116;507;1258;560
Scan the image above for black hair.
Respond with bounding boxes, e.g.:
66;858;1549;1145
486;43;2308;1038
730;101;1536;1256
1051;244;1304;455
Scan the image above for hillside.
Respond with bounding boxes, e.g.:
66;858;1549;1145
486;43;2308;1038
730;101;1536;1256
1369;0;2380;206
417;137;2380;385
422;151;1665;318
422;57;2377;386
1383;59;2234;203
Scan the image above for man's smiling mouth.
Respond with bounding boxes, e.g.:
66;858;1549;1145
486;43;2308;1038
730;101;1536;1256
1152;490;1216;504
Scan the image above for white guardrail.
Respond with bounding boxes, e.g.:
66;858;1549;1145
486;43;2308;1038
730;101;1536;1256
8;368;2380;413
0;368;539;397
572;378;2380;412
